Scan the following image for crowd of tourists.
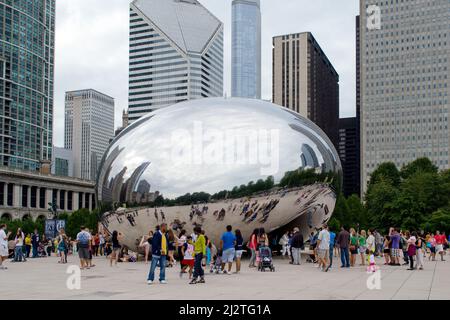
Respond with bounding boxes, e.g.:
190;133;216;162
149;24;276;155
1;222;448;281
278;226;449;272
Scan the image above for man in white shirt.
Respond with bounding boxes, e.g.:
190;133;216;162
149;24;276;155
0;224;12;270
316;224;330;272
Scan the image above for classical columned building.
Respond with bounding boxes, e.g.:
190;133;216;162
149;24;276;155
0;167;95;221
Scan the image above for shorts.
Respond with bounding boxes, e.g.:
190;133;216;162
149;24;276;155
78;247;90;260
0;244;8;257
222;248;236;263
235;250;244;259
317;249;329;259
384;248;390;254
436;244;444;253
430;247;436;254
182;259;194;267
390;248;401;258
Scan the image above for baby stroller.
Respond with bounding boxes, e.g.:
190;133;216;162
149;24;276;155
257;246;275;272
210;252;223;274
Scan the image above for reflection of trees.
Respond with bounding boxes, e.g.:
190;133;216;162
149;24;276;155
279;168;340;191
211;176;275;200
121;168;340;209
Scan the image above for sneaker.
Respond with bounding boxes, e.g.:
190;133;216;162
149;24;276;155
189;279;198;285
198;278;205;284
147;280;153;285
223;270;228;274
160;280;167;284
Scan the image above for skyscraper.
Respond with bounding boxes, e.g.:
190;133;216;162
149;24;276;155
64;89;115;181
128;0;224;122
0;0;55;171
360;0;450;194
231;0;261;99
338;117;360;197
273;32;340;148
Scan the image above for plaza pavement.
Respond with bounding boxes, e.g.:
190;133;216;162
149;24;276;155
1;254;449;300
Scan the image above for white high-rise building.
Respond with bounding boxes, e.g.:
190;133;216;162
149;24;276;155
231;0;261;99
64;89;115;181
128;0;224;122
360;0;450;194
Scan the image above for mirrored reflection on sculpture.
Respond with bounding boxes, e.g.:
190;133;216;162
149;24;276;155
96;98;342;250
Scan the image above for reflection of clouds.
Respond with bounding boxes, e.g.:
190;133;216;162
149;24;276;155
98;98;342;202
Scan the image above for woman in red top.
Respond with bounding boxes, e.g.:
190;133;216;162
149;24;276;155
435;231;447;261
248;229;258;268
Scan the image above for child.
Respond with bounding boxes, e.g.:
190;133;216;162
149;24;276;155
180;236;195;279
407;235;417;270
366;249;377;273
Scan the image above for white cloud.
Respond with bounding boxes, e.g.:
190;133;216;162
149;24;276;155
54;0;359;146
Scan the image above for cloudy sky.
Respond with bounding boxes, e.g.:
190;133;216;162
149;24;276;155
54;0;359;147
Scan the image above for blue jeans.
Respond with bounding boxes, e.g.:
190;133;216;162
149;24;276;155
14;246;25;262
193;253;204;279
340;247;350;267
329;245;334;267
32;245;38;258
147;255;166;282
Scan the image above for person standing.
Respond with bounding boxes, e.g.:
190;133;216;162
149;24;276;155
99;233;105;256
248;229;258;268
139;231;152;264
190;226;206;284
358;230;367;266
220;225;236;275
14;228;26;262
24;234;32;258
179;236;195;279
176;230;187;268
374;230;383;257
279;231;290;257
76;226;92;270
31;229;40;258
234;229;244;274
336;226;350;268
57;229;68;264
290;227;304;265
110;231;122;267
0;224;11;270
435;231;446;261
366;230;376;255
317;224;330;272
416;232;425;270
147;223;168;284
328;227;336;270
406;233;416;270
389;228;401;266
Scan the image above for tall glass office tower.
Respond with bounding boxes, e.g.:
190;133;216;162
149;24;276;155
0;0;55;171
128;0;224;122
231;0;261;99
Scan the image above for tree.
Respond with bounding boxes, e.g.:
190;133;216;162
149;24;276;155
367;162;400;192
400;157;438;179
365;180;399;232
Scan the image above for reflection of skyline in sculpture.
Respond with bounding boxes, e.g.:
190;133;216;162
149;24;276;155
124;162;150;203
96;98;342;248
300;144;319;169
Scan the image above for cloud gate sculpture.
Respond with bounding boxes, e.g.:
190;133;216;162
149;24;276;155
96;98;342;250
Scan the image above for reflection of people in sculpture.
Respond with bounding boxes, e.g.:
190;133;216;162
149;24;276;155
154;208;158;221
247;210;259;223
160;210;165;222
217;208;226;221
243;209;253;222
241;203;250;216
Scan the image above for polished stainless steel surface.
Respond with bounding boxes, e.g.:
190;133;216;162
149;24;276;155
96;98;342;249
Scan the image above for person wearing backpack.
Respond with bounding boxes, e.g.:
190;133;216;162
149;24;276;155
76;226;92;270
